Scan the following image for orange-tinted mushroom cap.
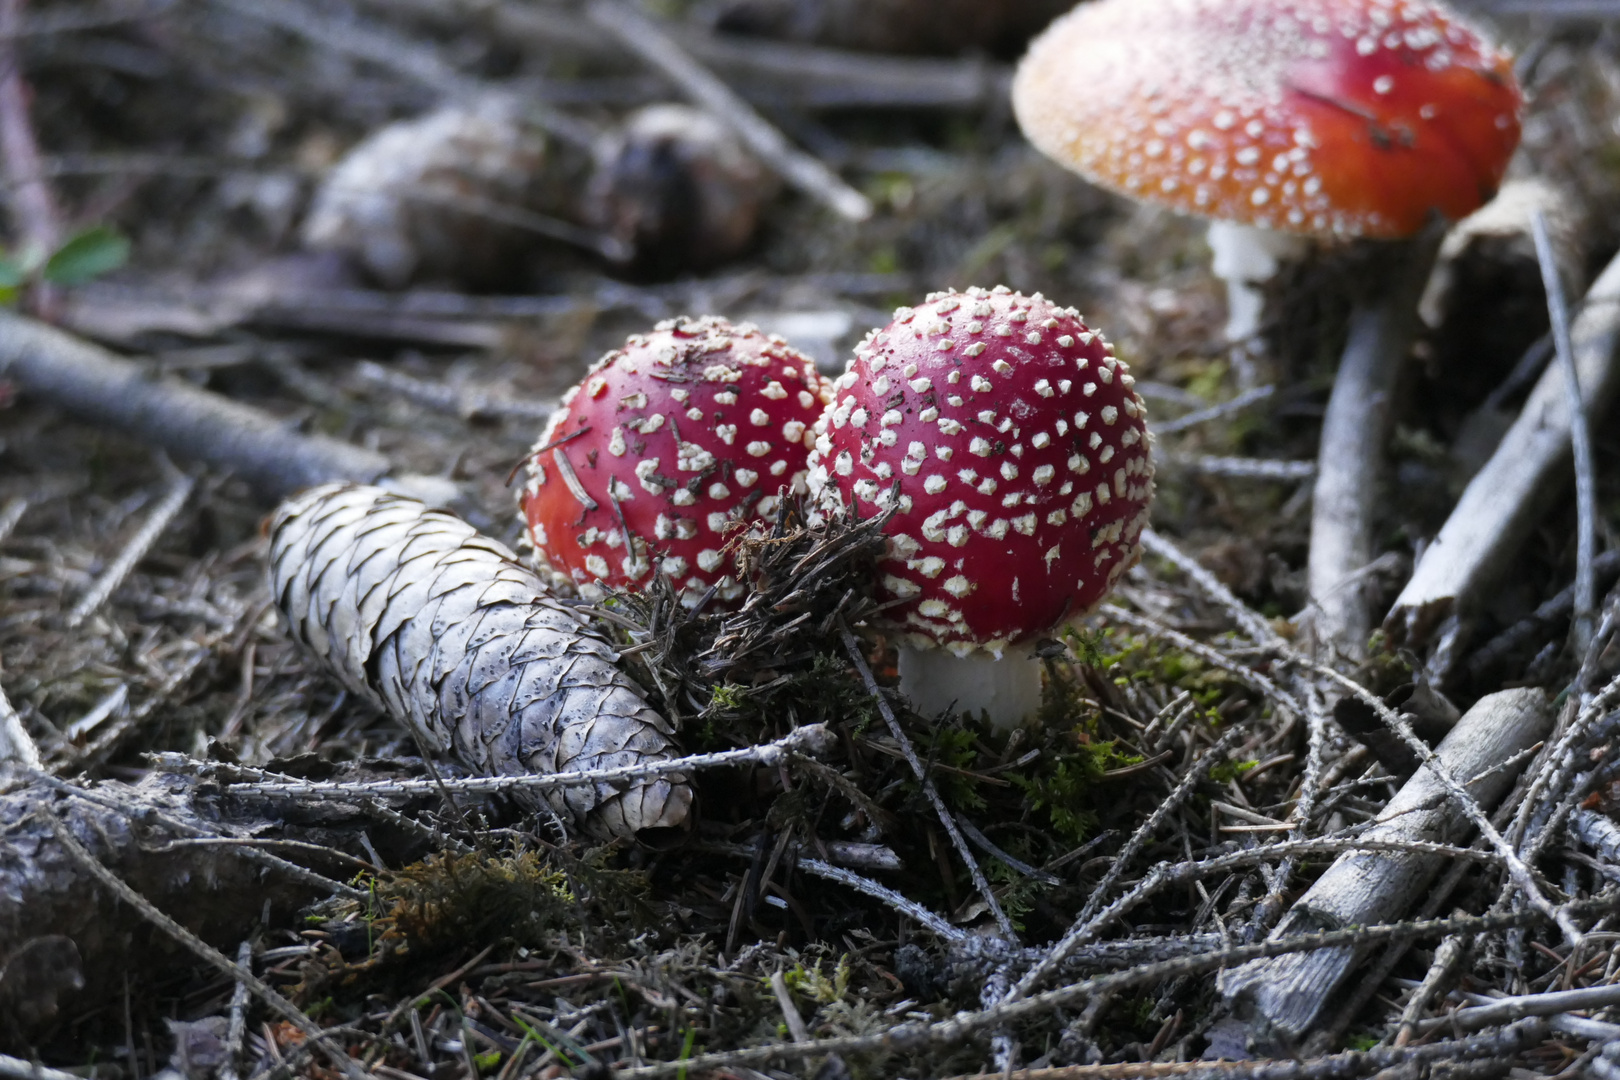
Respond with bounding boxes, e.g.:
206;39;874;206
1013;0;1522;239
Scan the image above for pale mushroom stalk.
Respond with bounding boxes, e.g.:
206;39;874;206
897;642;1043;724
1206;221;1310;345
810;286;1155;730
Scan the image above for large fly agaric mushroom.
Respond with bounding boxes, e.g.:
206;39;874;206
1013;0;1521;659
808;286;1154;727
522;316;831;605
1013;0;1521;343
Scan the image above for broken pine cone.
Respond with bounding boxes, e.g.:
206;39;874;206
300;93;561;289
266;483;691;839
586;104;777;278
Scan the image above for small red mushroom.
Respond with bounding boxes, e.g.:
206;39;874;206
808;286;1154;727
522;316;831;604
1012;0;1522;341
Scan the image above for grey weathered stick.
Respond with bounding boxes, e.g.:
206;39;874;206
0;1055;81;1080
1218;686;1552;1041
66;464;195;628
796;858;963;942
1152;384;1276;436
393;0;1006;109
221;726;829;800
0;679;39;771
1532;208;1599;655
218;941;253;1080
586;1;873;222
41;811;367;1080
1164;454;1315;481
0;0;60;258
1412;981;1620;1034
1309;228;1443;662
0;311;456;503
840;627;1017;940
1388;247;1620;651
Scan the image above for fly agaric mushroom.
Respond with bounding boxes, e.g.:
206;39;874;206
808;286;1154;727
522;316;832;605
1014;0;1521;661
1012;0;1522;343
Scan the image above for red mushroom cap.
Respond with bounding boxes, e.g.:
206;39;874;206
1012;0;1522;239
522;316;832;602
808;286;1155;656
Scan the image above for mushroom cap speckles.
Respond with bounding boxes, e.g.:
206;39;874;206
522;316;831;604
808;287;1155;656
1012;0;1521;240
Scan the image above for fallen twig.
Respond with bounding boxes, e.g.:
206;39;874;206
839;626;1017;940
219;941;252;1080
585;1;872;223
213;726;834;800
1151;384;1276;436
42;809;365;1079
1388;247;1620;659
1532;207;1600;655
66;461;195;629
1002;727;1248;1004
0;0;61;259
0;678;39;771
1164;454;1315;481
795;858;963;942
1219;687;1552;1039
0;311;457;503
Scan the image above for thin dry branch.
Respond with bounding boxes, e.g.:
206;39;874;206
1219;687;1552;1039
0;311;456;502
614;909;1577;1077
0;679;39;771
0;0;60;258
65;462;195;629
1388;247;1620;655
1532;208;1600;654
40;810;365;1080
840;626;1018;941
209;725;834;800
585;1;873;222
1002;727;1248;1004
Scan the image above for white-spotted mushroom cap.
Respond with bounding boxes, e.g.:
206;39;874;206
522;316;833;605
1012;0;1522;239
807;286;1155;657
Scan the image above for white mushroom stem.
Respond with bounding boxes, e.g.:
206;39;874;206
1308;226;1444;663
898;643;1042;730
1207;220;1310;344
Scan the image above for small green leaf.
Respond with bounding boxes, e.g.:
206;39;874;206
42;226;130;285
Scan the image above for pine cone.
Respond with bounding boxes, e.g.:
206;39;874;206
266;483;691;838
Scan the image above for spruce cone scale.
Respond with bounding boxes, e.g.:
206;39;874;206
268;483;691;838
